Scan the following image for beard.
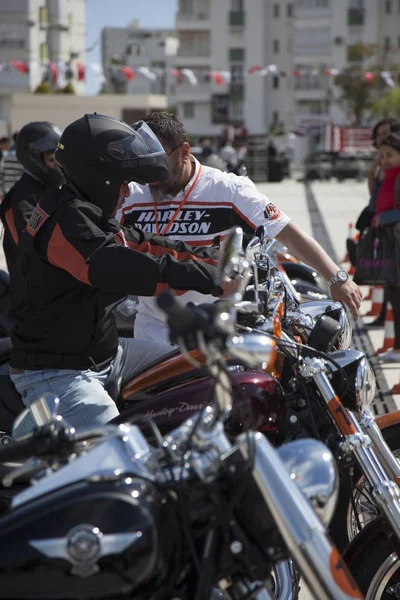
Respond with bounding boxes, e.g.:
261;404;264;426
149;163;185;203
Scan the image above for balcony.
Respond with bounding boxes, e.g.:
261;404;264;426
173;81;211;101
176;11;211;30
347;8;364;26
229;11;245;27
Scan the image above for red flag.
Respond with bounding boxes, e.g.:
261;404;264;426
121;66;135;81
49;61;58;84
292;70;301;77
77;62;86;81
9;60;28;74
210;71;224;85
169;68;182;81
364;71;374;84
248;64;262;75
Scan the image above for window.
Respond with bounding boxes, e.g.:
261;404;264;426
385;36;391;49
183;102;195;118
229;47;245;62
295;0;329;7
273;39;280;53
273;75;280;89
385;0;391;13
68;12;73;29
39;5;48;27
231;64;244;83
40;42;48;60
273;4;280;17
231;0;244;10
180;0;194;13
287;3;293;17
272;111;279;124
230;100;244;120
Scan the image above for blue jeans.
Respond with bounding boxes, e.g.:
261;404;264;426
11;337;173;438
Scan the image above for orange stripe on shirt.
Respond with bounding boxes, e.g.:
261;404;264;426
47;223;91;285
4;207;19;246
232;204;257;229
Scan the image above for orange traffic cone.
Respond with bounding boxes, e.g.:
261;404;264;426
377;303;395;354
391;380;400;395
342;222;354;262
365;286;373;301
366;286;384;317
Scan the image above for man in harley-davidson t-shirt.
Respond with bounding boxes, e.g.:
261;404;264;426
117;112;362;344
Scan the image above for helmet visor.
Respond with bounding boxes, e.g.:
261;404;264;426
29;126;63;154
107;121;165;161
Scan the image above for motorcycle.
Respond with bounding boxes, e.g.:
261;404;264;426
0;239;361;599
1;228;400;556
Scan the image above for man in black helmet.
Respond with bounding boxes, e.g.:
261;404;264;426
9;113;235;437
0;121;64;275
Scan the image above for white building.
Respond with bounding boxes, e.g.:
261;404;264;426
172;0;293;140
0;0;86;95
101;20;179;96
173;0;400;139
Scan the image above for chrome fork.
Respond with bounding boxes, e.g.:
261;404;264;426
302;357;400;544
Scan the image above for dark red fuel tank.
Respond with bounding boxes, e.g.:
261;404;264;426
116;370;287;442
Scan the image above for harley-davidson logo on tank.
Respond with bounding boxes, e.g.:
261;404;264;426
30;524;142;577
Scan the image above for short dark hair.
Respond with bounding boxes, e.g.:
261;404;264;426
379;132;400;153
12;131;19;144
371;118;399;145
0;137;9;144
144;111;188;148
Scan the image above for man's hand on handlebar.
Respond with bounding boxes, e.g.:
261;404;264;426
219;276;243;298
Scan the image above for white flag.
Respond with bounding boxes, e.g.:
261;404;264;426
137;66;157;81
90;63;107;84
381;71;395;87
181;68;198;86
57;59;66;88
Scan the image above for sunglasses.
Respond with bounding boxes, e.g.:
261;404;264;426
167;143;183;156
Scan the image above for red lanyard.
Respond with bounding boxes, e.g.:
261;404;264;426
153;165;202;236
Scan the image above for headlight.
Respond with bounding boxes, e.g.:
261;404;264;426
337;308;352;349
355;357;376;413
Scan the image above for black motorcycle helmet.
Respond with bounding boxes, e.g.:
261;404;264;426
16;121;64;187
55;113;170;217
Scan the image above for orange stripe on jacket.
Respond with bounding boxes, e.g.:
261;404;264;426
4;207;19;246
126;238;218;268
47;223;91;285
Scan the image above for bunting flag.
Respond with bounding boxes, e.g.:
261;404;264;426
137;66;157;81
181;68;198;86
381;70;396;87
121;66;135;81
1;58;399;90
210;70;231;85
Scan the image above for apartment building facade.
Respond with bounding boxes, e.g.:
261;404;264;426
101;21;179;95
173;0;400;139
171;0;294;139
0;0;86;95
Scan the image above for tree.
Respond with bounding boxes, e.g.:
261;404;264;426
34;81;52;94
372;88;400;120
334;66;375;125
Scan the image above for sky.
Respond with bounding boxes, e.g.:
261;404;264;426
85;0;178;94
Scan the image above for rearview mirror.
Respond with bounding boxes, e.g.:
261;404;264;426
217;226;244;285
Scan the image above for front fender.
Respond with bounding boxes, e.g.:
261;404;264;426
376;410;400;431
342;516;400;564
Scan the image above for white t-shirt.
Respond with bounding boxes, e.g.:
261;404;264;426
116;156;290;344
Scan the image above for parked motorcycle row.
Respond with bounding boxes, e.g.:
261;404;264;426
0;227;399;598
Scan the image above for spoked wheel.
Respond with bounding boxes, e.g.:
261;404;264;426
344;524;400;600
330;424;400;551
